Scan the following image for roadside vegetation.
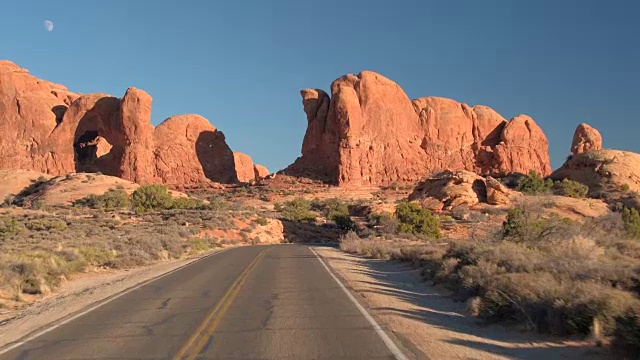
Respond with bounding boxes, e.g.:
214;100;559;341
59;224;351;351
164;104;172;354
341;198;640;356
517;170;589;198
0;184;270;309
273;197;359;231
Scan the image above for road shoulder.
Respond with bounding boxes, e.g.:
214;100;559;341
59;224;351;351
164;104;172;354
312;246;609;360
0;248;229;349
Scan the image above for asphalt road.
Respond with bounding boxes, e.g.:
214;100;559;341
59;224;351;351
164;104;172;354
0;245;406;359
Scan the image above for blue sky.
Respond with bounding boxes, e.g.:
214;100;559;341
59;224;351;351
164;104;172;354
1;0;639;172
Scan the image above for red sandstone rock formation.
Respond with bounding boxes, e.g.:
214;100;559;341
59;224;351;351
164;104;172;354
571;123;602;155
254;164;269;179
232;152;257;183
285;71;551;186
0;60;260;186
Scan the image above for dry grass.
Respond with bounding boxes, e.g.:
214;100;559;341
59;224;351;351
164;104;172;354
0;200;255;309
340;204;640;356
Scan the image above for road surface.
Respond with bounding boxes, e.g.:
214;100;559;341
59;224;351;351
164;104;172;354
0;245;407;359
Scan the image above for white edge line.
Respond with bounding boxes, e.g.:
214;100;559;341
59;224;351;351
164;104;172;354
308;246;409;360
0;247;232;355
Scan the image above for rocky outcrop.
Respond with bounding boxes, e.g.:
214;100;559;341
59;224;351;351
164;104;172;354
232;152;257;183
285;71;551;186
551;150;640;196
408;171;514;210
254;164;269;179
408;171;488;211
0;60;262;186
485;176;510;205
571;123;602;155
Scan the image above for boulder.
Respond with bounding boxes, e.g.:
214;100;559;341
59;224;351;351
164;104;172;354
254;164;270;179
571;123;602;155
485;176;510;205
408;171;487;210
285;71;551;186
0;60;260;187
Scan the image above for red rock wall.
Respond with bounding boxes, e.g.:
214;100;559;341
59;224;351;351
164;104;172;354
0;60;259;186
286;71;551;186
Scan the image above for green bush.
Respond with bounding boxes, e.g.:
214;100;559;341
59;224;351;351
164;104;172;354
278;197;316;222
25;219;67;231
334;215;357;231
131;185;174;214
0;217;22;236
76;189;130;210
622;184;631;192
77;246;115;267
369;213;399;234
554;179;589;198
207;196;230;211
517;170;554;195
170;197;206;210
395;202;440;238
314;198;350;219
622;208;640;239
255;217;269;226
188;238;211;254
502;205;577;242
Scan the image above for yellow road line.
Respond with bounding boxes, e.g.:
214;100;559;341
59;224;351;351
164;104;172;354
173;248;271;360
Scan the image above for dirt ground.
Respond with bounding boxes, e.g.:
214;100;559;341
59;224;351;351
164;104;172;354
313;246;611;360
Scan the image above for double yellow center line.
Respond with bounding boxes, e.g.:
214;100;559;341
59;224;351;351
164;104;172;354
173;248;271;360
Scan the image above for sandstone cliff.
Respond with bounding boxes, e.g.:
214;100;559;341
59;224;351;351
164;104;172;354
0;60;262;186
285;71;551;186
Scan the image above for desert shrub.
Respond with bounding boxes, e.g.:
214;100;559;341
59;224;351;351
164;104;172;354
622;207;640;239
30;200;45;210
255;217;269;226
131;185;174;214
622;184;631;192
77;246;115;267
613;305;640;358
502;205;578;242
188;238;211;254
467;272;639;335
516;170;554;195
340;209;640;352
12;177;49;205
334;215;357;231
207;195;231;211
76;189;130;210
170;197;206;210
395;202;440;238
25;218;67;231
0;217;22;236
3;195;15;207
278;197;315;222
370;213;399;234
313;198;350;219
554;179;589;198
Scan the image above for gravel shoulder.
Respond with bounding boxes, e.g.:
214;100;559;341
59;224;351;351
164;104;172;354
0;248;229;349
313;246;611;360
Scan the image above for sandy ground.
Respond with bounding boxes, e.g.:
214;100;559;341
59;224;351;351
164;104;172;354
313;246;612;360
0;248;229;349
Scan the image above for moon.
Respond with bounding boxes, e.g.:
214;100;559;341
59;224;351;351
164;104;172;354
44;20;54;32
